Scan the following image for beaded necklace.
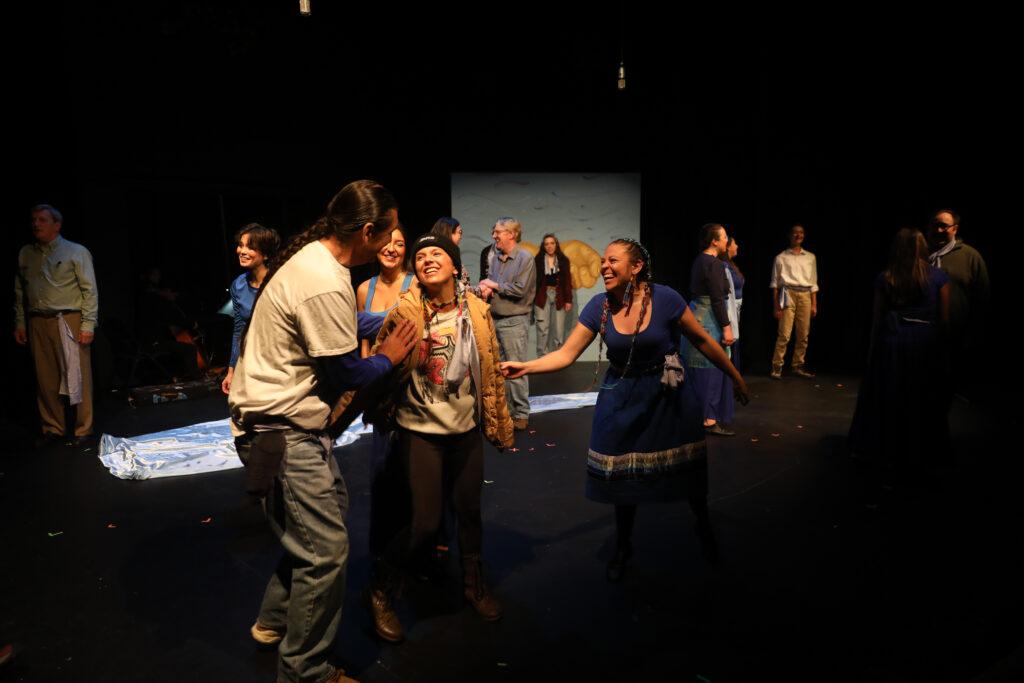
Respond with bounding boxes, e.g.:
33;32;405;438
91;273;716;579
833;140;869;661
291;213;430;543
592;281;651;390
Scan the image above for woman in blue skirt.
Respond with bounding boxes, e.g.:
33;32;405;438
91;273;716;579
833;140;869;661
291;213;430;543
849;228;950;490
682;223;737;436
501;238;747;580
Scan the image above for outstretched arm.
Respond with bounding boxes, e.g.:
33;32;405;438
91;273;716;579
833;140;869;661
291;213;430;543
502;322;596;378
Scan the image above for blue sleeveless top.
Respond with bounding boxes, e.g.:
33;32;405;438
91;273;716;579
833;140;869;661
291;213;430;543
363;272;414;317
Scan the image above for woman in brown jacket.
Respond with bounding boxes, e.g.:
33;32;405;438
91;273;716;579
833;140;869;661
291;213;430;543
534;233;574;357
363;233;513;643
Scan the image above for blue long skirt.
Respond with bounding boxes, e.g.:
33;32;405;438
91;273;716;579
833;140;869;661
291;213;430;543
586;365;708;505
680;298;735;424
848;315;951;469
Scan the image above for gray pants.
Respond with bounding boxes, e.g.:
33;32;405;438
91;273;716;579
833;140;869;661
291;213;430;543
494;313;530;420
534;289;567;357
237;430;350;683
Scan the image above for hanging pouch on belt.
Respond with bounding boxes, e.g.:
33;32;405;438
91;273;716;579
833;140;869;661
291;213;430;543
238;431;287;497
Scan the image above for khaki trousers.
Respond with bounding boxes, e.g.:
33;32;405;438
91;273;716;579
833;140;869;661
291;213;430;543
28;312;93;437
772;289;812;371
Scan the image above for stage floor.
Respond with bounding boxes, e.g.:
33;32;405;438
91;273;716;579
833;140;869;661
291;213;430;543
0;365;1020;682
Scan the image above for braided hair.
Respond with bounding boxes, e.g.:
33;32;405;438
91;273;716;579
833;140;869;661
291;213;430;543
591;238;653;389
239;179;397;358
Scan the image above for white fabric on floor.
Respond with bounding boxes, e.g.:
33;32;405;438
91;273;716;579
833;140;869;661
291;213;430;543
98;392;598;480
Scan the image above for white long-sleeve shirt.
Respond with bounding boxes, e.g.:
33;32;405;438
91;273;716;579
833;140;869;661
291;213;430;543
769;248;819;292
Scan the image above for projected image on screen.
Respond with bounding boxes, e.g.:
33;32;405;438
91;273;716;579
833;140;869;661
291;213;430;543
452;173;641;361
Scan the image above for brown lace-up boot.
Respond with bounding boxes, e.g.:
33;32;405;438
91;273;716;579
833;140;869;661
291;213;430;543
367;565;403;642
462;554;503;621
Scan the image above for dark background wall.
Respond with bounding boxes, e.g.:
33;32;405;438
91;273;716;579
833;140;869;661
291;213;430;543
4;2;1010;432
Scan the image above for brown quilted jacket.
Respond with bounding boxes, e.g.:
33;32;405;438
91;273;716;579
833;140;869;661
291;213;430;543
329;287;514;451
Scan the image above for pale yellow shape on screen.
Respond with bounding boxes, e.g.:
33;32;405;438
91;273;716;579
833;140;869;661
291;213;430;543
518;239;602;289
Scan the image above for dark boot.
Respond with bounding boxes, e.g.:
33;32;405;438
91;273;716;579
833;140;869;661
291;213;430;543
367;563;403;642
606;542;633;582
462;554;502;621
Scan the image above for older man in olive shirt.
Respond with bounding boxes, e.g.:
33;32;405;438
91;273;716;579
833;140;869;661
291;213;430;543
13;205;98;445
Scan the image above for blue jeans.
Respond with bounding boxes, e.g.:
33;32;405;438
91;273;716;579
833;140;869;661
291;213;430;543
493;313;530;420
237;429;350;683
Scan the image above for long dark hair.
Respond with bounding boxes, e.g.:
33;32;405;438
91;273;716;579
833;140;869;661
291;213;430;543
430;217;460;241
538;233;568;260
883;228;930;307
235;223;282;268
720;234;742;278
241;180;397;356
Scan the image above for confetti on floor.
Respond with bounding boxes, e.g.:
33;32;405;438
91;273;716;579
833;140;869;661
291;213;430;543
796;425;804;430
771;433;781;437
106;523;117;529
48;531;63;538
484;480;495;484
528;430;537;435
836;383;844;388
508;447;520;453
750;437;760;443
545;443;556;447
528;448;536;452
200;516;213;524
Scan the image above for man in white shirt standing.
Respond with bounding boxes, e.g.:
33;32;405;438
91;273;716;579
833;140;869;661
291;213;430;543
769;224;819;379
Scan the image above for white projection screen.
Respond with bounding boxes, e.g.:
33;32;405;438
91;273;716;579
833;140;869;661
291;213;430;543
452;173;641;361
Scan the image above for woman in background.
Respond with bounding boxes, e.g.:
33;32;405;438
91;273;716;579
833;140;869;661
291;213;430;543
720;235;744;371
222;223;280;394
430;216;463;245
682;223;737;436
849;228;950;493
356;225;414;357
533;233;574;357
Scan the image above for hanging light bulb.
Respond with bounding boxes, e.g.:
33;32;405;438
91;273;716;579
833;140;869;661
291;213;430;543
299;0;311;15
617;61;626;91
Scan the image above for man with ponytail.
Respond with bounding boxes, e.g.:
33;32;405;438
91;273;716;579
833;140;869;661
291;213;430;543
229;180;417;683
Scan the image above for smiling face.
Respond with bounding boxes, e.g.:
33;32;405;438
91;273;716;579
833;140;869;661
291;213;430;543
931;211;958;246
377;228;406;271
543;236;558;255
600;243;643;293
414;245;457;297
236;233;266;271
492;226;516;254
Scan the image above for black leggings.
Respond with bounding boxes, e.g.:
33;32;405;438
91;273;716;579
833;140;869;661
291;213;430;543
381;428;484;571
614;496;711;546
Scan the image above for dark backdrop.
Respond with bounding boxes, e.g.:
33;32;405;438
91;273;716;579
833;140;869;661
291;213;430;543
4;3;1010;434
